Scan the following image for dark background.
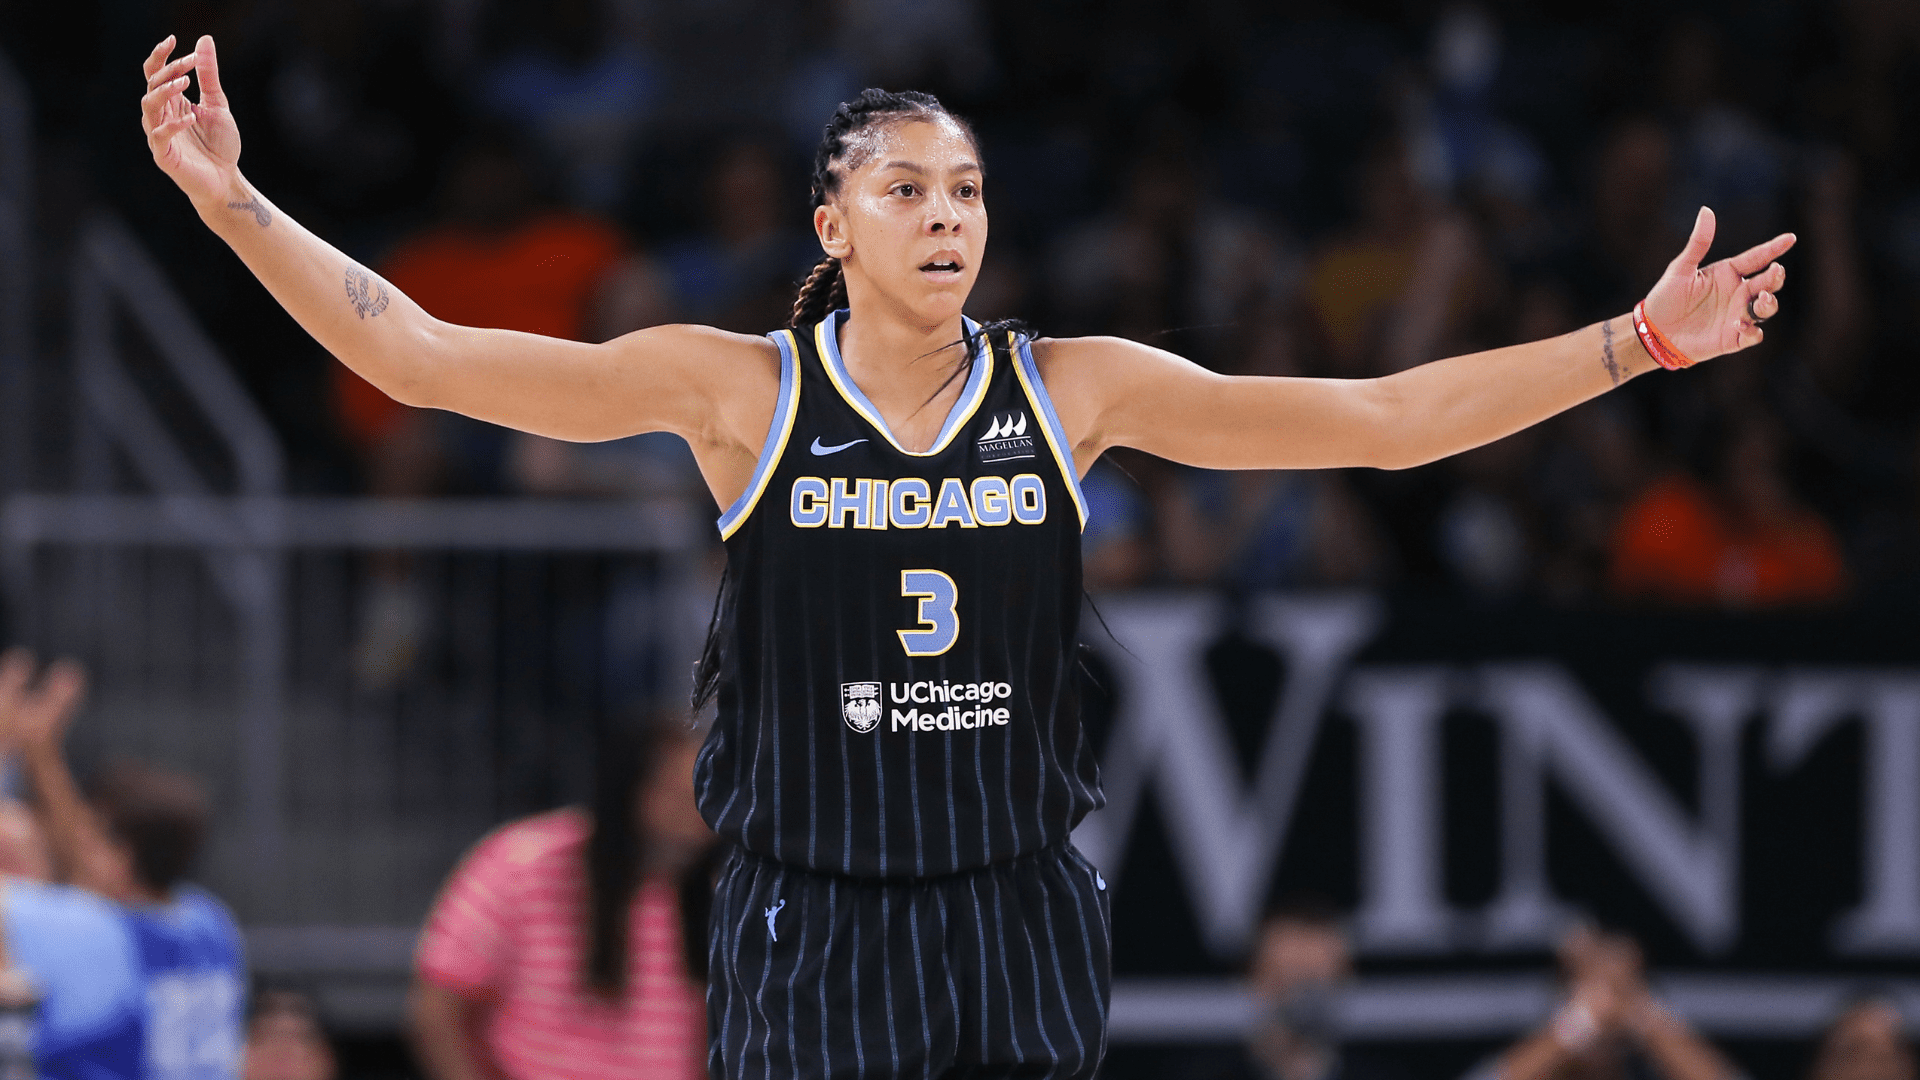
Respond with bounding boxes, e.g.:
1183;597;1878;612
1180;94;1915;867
3;0;1918;1077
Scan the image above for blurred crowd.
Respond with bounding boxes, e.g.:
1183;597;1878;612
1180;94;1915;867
1177;903;1919;1080
4;642;1915;1080
12;0;1917;609
5;4;1920;1077
0;648;722;1080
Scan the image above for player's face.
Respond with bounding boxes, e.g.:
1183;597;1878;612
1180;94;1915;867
821;118;987;325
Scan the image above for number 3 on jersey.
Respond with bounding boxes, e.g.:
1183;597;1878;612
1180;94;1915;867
898;570;959;656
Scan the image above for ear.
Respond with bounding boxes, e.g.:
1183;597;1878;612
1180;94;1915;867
815;204;852;260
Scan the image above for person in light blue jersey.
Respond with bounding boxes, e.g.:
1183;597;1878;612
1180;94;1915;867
4;875;146;1080
0;710;143;1080
1;652;245;1080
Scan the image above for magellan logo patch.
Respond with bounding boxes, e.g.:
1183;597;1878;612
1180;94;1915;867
978;413;1035;463
841;682;882;733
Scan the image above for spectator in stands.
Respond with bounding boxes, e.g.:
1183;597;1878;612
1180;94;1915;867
1080;459;1154;591
0;650;235;1080
474;0;657;213
0;660;142;1080
1150;305;1392;590
334;128;632;686
1610;412;1848;607
249;0;459;231
333;127;629;498
656;138;818;334
410;716;715;1080
1807;995;1914;1080
1464;924;1738;1080
1303;140;1435;377
1188;897;1406;1080
1580;118;1684;315
1049;125;1296;366
243;990;336;1080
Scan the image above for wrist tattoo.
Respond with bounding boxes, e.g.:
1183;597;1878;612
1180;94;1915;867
345;268;390;319
1601;317;1624;386
227;196;271;228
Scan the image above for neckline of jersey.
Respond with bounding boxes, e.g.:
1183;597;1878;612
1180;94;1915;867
814;309;992;458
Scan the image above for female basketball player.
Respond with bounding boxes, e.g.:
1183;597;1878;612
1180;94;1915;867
140;34;1793;1080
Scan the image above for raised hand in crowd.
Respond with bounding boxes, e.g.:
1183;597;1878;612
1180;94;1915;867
1488;925;1741;1080
1808;997;1915;1080
0;651;137;902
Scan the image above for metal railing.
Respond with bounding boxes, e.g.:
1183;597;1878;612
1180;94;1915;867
64;215;291;871
0;211;713;952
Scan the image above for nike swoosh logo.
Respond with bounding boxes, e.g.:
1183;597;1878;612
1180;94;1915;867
810;437;868;456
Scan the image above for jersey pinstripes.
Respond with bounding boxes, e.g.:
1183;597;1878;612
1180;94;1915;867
693;311;1105;880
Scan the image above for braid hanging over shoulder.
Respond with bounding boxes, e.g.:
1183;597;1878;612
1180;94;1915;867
791;256;845;330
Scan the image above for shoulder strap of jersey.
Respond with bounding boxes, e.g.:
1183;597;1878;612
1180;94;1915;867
1007;332;1089;530
717;329;803;540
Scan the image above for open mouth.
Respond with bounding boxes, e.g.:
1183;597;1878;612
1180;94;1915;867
919;259;964;274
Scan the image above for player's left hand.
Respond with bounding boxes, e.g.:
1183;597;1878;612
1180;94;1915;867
1640;206;1795;363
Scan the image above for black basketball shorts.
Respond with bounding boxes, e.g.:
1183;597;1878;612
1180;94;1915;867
707;841;1112;1079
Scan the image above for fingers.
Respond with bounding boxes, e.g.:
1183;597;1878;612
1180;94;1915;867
141;76;193;141
1729;231;1797;277
1668;206;1716;275
1741;261;1786;332
142;35;176;81
194;35;226;103
145;52;199;92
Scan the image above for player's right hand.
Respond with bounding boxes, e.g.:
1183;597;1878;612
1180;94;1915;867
141;34;243;206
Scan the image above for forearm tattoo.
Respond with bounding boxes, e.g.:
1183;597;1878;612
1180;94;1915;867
1600;317;1624;386
345;268;390;319
227;196;271;227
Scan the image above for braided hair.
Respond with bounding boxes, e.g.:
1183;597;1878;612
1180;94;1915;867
791;89;955;329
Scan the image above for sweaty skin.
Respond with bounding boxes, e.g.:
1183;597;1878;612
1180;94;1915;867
139;34;1794;514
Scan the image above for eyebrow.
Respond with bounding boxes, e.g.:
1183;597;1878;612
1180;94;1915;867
881;160;982;176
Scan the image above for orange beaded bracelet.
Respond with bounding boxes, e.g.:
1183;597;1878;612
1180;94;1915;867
1632;300;1696;371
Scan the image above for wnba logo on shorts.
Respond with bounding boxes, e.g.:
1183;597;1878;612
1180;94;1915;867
841;682;882;733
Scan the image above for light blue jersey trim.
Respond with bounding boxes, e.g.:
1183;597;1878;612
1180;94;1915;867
717;330;802;539
1010;333;1089;530
815;310;992;457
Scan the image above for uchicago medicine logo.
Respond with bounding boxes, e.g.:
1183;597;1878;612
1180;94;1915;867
841;682;882;733
839;679;1015;733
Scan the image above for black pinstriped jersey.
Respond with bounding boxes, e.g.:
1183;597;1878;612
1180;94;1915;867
693;310;1105;879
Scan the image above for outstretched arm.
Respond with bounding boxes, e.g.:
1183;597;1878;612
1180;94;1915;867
1045;207;1793;473
138;37;774;456
0;652;133;902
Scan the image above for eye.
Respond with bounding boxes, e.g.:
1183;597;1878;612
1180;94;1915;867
957;182;978;199
892;182;918;198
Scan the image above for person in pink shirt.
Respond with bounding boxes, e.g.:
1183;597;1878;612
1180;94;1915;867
409;719;715;1080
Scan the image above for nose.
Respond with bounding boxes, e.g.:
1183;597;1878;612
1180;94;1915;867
925;192;960;236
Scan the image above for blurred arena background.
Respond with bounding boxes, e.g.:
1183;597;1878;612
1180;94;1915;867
1;0;1918;1077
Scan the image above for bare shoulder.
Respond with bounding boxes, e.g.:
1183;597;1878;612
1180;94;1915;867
1027;334;1184;457
1030;333;1187;383
1029;333;1203;404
